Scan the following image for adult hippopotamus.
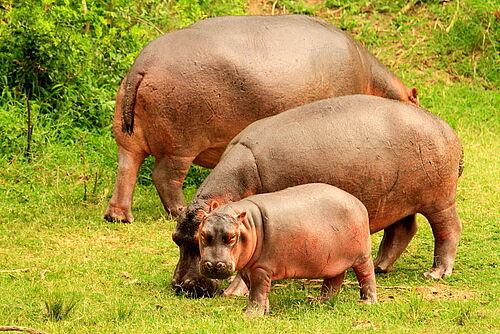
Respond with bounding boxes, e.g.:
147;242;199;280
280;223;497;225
197;184;377;316
104;14;419;223
172;95;463;297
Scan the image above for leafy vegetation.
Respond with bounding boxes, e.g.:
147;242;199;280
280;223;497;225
0;0;498;333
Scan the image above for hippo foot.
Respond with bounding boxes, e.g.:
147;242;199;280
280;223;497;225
222;276;249;297
422;267;452;279
373;258;391;274
104;205;134;223
244;305;267;317
358;297;377;305
374;265;389;274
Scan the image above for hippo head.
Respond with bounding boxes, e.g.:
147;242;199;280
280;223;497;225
171;199;221;298
197;210;246;280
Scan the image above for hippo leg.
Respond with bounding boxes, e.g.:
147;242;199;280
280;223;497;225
222;273;249;297
245;268;271;317
422;205;461;279
373;215;418;273
152;155;194;218
105;148;148;223
319;271;345;301
352;257;377;304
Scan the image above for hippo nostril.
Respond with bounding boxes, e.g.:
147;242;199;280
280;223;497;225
204;261;213;270
216;262;225;270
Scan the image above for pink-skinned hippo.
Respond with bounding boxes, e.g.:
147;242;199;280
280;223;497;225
104;14;419;223
172;95;463;298
197;184;377;316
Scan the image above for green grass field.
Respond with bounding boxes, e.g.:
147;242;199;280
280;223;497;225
0;0;498;333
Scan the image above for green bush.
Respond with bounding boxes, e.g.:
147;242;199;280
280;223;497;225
433;11;498;85
0;0;497;190
0;1;153;160
0;0;245;187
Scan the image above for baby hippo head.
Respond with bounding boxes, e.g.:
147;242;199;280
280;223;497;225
197;209;247;280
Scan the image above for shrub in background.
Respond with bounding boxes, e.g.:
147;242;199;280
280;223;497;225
0;0;246;187
0;0;497;188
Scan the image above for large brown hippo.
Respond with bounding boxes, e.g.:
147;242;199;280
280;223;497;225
104;14;419;223
197;184;377;316
172;95;463;297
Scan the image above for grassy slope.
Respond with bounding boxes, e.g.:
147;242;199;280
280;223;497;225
0;0;498;332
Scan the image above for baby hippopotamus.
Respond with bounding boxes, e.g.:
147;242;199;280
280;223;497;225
197;184;377;316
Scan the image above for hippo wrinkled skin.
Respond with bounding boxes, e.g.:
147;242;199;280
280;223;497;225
198;184;377;316
172;95;463;297
104;14;419;223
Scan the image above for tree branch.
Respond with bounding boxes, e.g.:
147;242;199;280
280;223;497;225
0;326;47;334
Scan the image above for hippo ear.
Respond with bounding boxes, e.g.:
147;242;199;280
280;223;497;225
196;209;207;222
409;87;419;106
236;211;246;221
208;200;219;213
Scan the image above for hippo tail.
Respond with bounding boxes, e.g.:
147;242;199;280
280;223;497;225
121;71;144;134
458;147;465;178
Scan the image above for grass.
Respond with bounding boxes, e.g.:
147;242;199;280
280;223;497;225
0;0;499;333
44;294;78;322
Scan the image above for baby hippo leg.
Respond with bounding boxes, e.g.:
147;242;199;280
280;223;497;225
319;271;346;301
352;256;377;304
245;268;271;317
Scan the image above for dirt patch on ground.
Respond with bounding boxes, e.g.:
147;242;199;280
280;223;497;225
246;0;268;15
246;0;327;16
274;279;475;302
414;283;475;301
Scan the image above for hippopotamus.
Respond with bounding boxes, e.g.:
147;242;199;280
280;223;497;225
172;95;463;297
197;184;377;316
104;14;419;223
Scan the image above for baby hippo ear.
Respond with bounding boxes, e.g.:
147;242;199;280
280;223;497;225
208;200;219;213
196;209;207;222
236;211;246;221
235;211;249;232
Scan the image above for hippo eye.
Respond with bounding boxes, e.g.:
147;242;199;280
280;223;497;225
199;233;212;245
225;234;237;244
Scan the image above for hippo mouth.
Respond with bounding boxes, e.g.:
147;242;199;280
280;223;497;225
172;277;221;298
200;265;233;280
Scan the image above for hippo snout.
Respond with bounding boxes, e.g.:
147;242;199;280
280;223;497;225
200;260;233;280
171;276;220;298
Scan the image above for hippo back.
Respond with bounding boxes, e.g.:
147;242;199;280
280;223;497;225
218;95;462;232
